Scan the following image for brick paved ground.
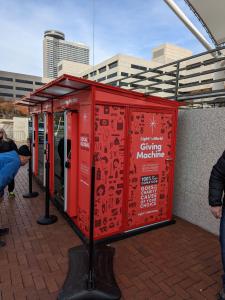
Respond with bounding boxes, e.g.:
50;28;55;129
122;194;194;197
0;166;223;299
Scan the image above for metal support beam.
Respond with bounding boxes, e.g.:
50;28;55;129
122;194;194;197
164;0;215;55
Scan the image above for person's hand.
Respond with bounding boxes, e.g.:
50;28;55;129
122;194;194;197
210;206;222;219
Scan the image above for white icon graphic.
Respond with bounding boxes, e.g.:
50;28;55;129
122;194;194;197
149;115;157;134
83;112;88;120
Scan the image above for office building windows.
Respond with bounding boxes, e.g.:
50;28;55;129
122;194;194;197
0;92;14;97
131;64;147;71
0;85;13;89
97;77;106;82
98;66;106;73
120;82;129;87
132;74;146;80
108;81;118;86
15;79;33;84
0;71;45;101
108;61;118;69
16;87;33;92
0;77;13;82
90;71;97;77
107;72;117;79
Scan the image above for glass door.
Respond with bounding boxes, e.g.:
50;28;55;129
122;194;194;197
54;112;65;206
65;111;78;217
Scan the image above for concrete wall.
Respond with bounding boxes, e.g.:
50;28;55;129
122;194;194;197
173;107;225;235
13;117;28;143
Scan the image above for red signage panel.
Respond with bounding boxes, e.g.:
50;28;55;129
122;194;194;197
77;105;92;236
127;110;174;230
94;105;126;239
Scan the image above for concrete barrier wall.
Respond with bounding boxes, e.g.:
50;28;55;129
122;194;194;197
173;107;225;235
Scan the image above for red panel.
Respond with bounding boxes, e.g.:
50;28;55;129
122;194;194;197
95;90;180;109
76;105;92;237
127;109;175;230
52;90;91;112
30;104;42;114
67;112;79;217
42;101;52;113
94;105;126;239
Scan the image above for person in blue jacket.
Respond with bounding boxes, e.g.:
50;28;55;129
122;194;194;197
0;145;31;247
0;128;19;199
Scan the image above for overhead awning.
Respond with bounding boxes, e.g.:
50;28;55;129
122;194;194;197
185;0;225;45
16;74;90;106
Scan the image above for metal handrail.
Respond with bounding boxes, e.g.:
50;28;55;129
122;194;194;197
106;44;225;104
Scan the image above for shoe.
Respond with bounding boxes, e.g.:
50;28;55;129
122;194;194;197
0;240;6;248
0;190;4;201
218;289;225;300
0;228;9;236
8;192;15;199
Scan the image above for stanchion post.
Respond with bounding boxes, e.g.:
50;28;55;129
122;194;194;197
37;143;57;225
57;161;121;300
23;137;39;198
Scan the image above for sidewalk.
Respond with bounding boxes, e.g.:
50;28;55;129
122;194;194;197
0;166;222;299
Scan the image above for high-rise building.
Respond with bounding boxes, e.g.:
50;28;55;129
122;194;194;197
43;30;90;79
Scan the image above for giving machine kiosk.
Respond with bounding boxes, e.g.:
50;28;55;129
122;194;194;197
21;74;180;243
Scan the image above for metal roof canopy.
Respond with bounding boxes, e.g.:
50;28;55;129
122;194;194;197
185;0;225;45
16;74;181;108
16;75;91;106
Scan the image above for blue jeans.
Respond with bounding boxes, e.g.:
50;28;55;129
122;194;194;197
0;190;3;197
220;207;225;287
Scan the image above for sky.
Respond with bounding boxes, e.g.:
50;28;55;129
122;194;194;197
0;0;213;77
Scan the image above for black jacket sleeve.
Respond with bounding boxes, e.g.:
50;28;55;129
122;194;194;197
9;140;18;152
209;151;225;206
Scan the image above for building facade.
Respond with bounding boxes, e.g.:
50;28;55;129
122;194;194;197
57;43;193;92
58;43;225;103
0;70;45;101
43;30;90;79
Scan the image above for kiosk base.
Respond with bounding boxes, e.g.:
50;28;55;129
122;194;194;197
37;215;58;225
58;245;121;300
23;192;39;198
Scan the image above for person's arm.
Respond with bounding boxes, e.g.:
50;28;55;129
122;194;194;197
209;151;225;207
208;151;225;218
0;153;20;191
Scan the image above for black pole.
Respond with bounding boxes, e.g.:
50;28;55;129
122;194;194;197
175;61;180;101
87;163;95;290
37;143;57;225
23;138;39;198
45;145;50;218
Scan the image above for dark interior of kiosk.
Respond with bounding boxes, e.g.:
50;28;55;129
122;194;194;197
37;114;44;183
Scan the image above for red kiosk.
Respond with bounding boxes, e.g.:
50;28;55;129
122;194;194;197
18;74;179;243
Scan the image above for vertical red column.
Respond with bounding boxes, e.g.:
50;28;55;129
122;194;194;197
33;114;39;176
47;113;54;196
67;112;78;218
